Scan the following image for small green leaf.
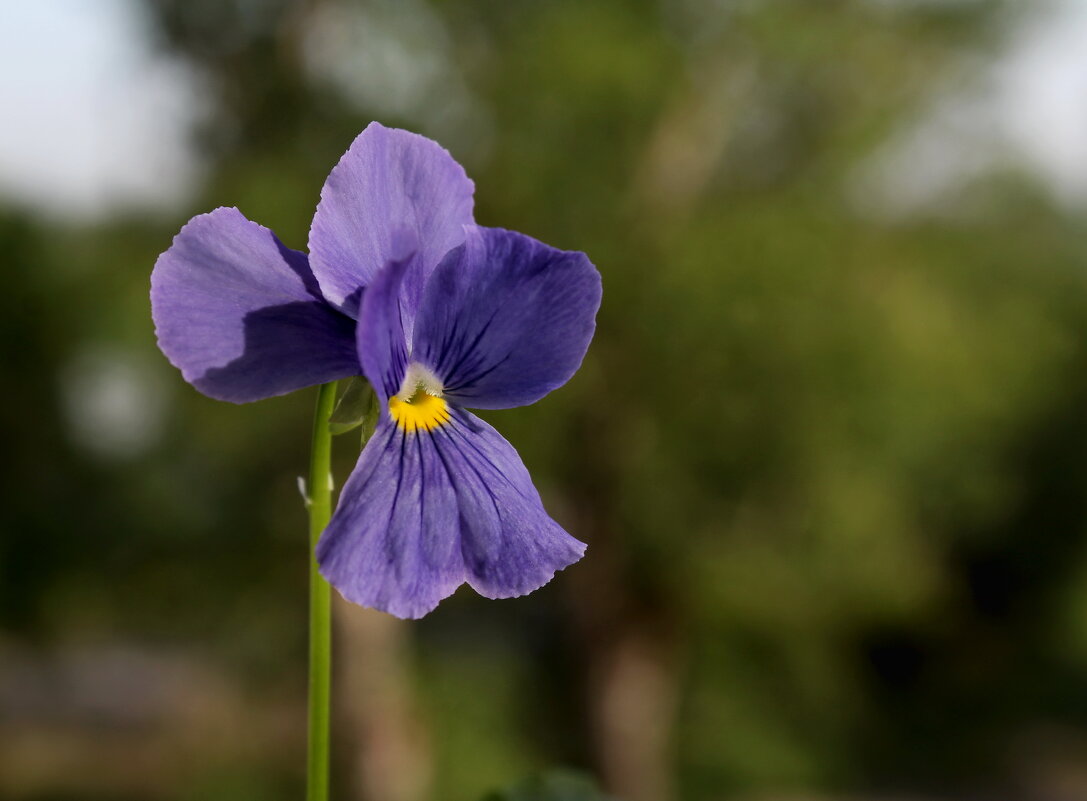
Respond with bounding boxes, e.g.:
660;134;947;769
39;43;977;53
328;377;376;435
481;770;614;801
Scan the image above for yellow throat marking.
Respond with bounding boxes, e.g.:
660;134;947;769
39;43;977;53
389;389;451;433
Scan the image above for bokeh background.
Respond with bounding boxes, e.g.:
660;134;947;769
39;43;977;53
4;1;1087;799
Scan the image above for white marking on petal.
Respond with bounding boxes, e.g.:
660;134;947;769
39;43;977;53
396;362;444;401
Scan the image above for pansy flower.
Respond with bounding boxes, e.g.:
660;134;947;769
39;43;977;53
151;123;601;618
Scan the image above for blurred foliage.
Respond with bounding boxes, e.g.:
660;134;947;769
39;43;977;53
4;0;1087;800
483;771;613;801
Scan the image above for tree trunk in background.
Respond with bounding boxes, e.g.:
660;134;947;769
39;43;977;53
569;532;681;801
565;408;681;801
588;622;679;801
336;600;431;801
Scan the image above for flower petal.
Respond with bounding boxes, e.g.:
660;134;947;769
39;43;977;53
439;409;586;599
316;408;585;619
355;255;412;406
412;226;601;410
151;207;358;403
315;418;463;619
308;122;475;320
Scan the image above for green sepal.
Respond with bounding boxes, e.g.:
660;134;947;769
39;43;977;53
360;385;380;446
328;377;377;436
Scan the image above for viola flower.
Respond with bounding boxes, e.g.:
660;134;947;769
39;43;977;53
151;123;601;618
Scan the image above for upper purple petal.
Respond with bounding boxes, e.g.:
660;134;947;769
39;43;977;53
308;122;475;322
355;254;414;406
412;226;602;410
316;408;585;619
151;207;359;403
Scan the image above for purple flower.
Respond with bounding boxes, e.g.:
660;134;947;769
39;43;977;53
151;123;601;618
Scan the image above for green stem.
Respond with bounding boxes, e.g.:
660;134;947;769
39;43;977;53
307;381;338;801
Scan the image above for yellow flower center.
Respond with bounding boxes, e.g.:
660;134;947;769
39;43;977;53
389;388;451;433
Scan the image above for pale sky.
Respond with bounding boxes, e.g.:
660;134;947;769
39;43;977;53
2;1;1087;222
856;0;1087;216
0;0;204;221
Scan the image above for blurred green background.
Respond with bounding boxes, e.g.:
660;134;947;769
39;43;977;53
4;0;1087;799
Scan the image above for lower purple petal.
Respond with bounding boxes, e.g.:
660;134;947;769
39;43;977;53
316;418;466;619
436;410;586;599
317;409;584;618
